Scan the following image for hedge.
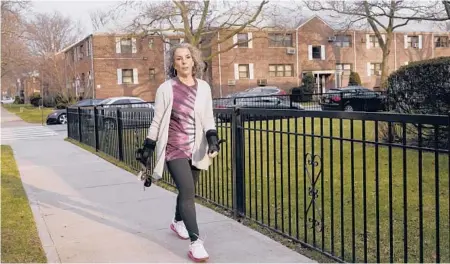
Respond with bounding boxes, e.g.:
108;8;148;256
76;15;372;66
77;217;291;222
386;56;450;149
386;56;450;115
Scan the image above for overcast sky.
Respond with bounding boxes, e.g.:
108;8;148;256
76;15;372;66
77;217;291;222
28;0;447;38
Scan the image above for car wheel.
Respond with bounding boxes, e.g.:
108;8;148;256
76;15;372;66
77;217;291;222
344;104;354;112
58;113;67;124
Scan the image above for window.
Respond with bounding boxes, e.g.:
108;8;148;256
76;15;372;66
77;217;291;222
148;38;154;49
336;63;352;74
268;33;292;47
149;68;156;80
122;69;134;84
312;46;322;59
435;36;449;47
79;44;84;58
370;63;382;76
407;36;419;48
269;64;293;77
120;38;132;53
237;33;248;48
335;35;351;47
238;64;249;79
370;35;379;48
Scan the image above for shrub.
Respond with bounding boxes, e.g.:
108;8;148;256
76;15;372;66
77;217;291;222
13;96;24;104
54;93;76;109
348;71;362;86
302;73;315;93
385;56;450;149
386;56;450;116
289;73;316;102
29;93;41;107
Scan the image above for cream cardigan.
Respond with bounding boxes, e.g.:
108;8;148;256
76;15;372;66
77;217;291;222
146;78;217;180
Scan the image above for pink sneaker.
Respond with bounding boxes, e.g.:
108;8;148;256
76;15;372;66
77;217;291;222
188;239;209;262
170;219;189;240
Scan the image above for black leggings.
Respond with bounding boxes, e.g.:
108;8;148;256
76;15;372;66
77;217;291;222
166;158;200;241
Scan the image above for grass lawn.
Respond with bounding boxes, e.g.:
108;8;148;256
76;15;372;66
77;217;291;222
2;104;54;123
70;116;449;263
1;145;47;263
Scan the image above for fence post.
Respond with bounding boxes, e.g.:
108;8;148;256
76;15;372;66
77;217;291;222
116;108;124;161
66;107;71;139
94;106;99;152
232;107;245;218
77;107;82;143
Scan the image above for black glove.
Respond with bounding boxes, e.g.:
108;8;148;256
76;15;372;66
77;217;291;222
136;138;156;167
206;130;225;158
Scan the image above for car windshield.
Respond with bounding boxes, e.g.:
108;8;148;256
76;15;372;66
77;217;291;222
75;99;102;106
98;99;112;105
327;89;340;93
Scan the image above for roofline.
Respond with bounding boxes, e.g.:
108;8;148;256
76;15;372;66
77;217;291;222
58;33;93;54
296;15;335;31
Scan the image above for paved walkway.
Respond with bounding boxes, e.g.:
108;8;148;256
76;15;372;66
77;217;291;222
1;107;314;263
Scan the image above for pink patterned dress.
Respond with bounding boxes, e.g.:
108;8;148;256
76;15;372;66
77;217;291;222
165;78;198;161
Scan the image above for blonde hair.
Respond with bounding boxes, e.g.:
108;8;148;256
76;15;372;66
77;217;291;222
166;42;205;79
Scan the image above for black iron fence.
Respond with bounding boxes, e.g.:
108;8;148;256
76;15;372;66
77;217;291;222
67;105;449;263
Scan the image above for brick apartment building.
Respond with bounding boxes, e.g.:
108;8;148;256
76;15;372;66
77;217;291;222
61;15;450;100
211;15;450;96
60;33;177;101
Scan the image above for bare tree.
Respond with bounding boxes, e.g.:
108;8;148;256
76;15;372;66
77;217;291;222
1;1;32;78
90;0;273;60
24;11;84;98
304;0;450;89
26;11;83;56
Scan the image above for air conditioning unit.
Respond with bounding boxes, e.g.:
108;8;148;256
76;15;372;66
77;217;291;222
257;79;267;86
286;47;296;54
228;79;236;86
328;36;336;42
413;43;418;48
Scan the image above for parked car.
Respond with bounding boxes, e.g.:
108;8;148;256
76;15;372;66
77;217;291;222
214;87;288;108
97;96;154;130
46;99;103;125
216;95;303;122
319;86;386;112
244;86;287;96
98;96;154;109
1;96;14;104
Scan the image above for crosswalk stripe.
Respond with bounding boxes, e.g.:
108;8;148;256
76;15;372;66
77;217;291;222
1;126;58;141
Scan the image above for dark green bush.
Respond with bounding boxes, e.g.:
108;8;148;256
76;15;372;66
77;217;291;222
386;56;450;149
290;73;316;102
29;93;42;107
13;96;24;104
386;56;450;115
348;71;362;86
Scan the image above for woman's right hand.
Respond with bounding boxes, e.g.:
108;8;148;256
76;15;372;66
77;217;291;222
136;138;156;166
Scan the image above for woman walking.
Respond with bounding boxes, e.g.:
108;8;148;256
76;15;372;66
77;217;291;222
137;42;222;262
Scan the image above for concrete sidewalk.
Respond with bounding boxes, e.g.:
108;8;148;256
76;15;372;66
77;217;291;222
4;121;314;262
1;105;30;127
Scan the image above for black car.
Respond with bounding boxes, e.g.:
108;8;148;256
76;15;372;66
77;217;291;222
46;99;103;125
319;86;386;112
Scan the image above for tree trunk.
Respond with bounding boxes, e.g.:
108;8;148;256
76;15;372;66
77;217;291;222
379;32;392;90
